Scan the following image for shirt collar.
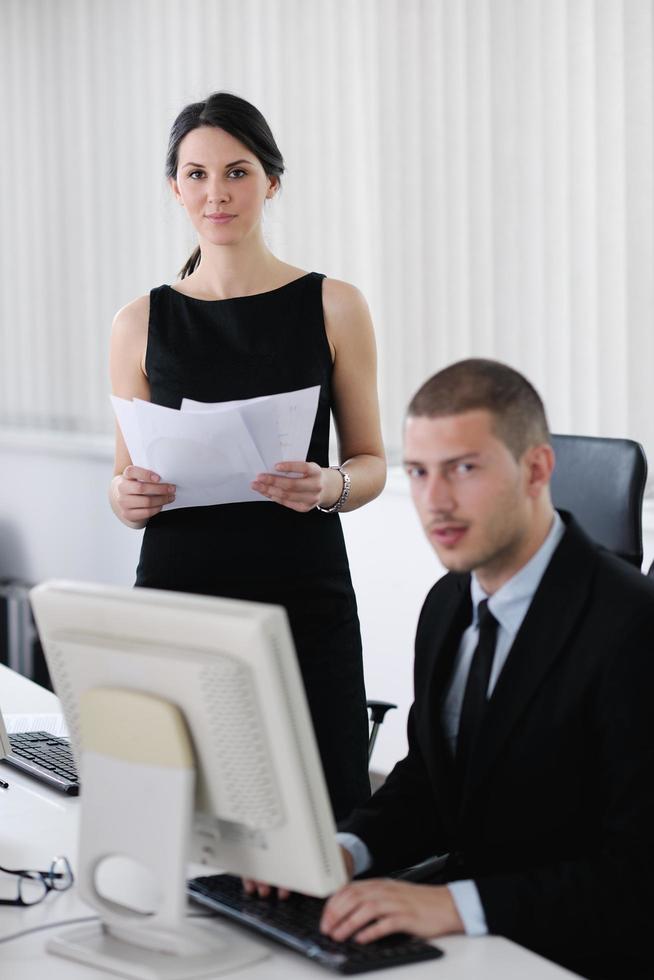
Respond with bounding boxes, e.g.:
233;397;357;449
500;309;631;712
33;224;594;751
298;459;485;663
470;511;565;636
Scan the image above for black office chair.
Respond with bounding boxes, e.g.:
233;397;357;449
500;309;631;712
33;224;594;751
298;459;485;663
549;433;647;568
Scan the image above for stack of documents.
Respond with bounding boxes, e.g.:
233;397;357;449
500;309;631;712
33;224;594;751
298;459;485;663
111;385;320;510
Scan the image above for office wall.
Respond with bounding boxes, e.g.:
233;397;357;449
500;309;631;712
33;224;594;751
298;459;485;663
2;439;654;775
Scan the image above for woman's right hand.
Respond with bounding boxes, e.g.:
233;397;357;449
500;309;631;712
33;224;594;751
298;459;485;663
111;466;176;527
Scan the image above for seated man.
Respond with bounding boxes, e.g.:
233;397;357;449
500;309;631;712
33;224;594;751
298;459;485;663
322;358;654;980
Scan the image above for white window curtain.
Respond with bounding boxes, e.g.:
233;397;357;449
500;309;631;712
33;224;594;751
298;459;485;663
1;0;652;466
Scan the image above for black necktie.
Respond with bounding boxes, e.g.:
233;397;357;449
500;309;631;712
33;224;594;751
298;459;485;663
456;600;499;775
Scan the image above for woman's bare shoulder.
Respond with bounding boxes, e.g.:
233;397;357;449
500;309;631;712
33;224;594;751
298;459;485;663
321;277;369;315
111;293;151;344
321;278;373;348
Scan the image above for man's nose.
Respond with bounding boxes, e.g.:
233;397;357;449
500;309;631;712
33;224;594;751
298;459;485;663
425;473;455;512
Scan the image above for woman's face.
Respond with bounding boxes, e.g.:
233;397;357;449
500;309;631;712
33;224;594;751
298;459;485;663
170;126;276;248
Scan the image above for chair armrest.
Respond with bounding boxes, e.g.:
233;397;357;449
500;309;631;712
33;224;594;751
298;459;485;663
366;700;397;762
366;700;397;725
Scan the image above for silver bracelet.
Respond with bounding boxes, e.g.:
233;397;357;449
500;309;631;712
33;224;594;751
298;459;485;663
316;465;351;513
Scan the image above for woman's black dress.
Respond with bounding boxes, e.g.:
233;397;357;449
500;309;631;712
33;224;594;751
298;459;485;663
135;272;370;820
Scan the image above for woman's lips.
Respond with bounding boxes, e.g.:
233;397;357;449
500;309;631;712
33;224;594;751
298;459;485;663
205;213;236;224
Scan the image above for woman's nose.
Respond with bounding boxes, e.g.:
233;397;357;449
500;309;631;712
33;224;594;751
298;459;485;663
207;179;229;204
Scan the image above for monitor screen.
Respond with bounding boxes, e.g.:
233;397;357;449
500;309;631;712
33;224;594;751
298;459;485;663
30;580;347;899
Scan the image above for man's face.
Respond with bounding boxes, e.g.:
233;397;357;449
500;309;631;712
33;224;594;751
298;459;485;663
404;410;540;589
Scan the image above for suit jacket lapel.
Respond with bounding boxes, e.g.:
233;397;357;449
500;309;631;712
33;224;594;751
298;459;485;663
458;518;599;816
424;578;472;703
418;577;472;830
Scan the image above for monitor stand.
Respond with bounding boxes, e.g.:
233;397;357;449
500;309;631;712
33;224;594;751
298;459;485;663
48;919;266;980
47;688;267;979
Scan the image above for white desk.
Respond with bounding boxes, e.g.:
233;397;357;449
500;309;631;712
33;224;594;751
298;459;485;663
0;664;578;979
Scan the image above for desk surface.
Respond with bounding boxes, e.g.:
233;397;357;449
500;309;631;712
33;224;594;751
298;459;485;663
0;664;578;979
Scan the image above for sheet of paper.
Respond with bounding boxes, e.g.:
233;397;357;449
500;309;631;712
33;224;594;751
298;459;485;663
110;395;146;469
4;713;69;738
112;394;265;508
111;386;320;509
131;399;268;509
182;392;272;413
182;385;320;472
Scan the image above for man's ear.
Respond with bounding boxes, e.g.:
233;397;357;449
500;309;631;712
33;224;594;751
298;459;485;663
524;443;556;498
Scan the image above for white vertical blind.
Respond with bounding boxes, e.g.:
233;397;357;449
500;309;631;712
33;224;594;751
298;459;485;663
0;0;653;466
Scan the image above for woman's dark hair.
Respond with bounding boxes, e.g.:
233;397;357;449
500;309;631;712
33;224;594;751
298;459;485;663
167;92;285;278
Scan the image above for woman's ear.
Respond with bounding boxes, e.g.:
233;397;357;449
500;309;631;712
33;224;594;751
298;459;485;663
266;176;279;200
169;177;183;205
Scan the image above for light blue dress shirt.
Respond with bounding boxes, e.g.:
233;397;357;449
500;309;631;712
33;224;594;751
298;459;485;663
338;512;565;937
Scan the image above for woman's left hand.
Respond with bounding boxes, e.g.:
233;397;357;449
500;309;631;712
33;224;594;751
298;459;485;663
252;461;339;513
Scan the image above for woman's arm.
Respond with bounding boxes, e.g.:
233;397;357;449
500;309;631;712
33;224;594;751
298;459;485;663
252;279;386;512
108;295;176;528
321;278;386;510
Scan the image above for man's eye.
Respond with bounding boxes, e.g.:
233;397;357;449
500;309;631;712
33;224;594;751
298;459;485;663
454;463;475;476
405;466;426;479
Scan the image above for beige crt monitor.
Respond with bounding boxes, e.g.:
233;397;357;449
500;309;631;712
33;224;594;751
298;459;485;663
30;580;347;980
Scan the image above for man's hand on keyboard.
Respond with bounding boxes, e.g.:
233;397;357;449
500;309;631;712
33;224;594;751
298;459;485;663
242;878;291;900
242;847;354;901
320;879;464;944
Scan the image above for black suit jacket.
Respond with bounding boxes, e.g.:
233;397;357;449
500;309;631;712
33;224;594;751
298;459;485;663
342;515;654;979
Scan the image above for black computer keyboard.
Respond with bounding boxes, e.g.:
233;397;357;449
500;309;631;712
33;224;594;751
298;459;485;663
188;873;443;974
5;731;79;795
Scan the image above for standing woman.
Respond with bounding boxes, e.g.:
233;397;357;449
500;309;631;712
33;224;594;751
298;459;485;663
109;92;386;820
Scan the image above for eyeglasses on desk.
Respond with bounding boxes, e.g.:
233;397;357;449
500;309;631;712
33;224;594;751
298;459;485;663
0;856;74;907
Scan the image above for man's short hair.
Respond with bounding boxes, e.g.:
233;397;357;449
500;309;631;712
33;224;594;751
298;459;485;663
407;358;550;460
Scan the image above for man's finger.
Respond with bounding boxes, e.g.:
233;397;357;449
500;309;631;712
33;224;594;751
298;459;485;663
354;913;406;945
321;885;368;932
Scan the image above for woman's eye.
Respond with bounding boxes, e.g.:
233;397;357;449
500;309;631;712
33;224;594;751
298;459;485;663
188;170;205;180
227;168;247;179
